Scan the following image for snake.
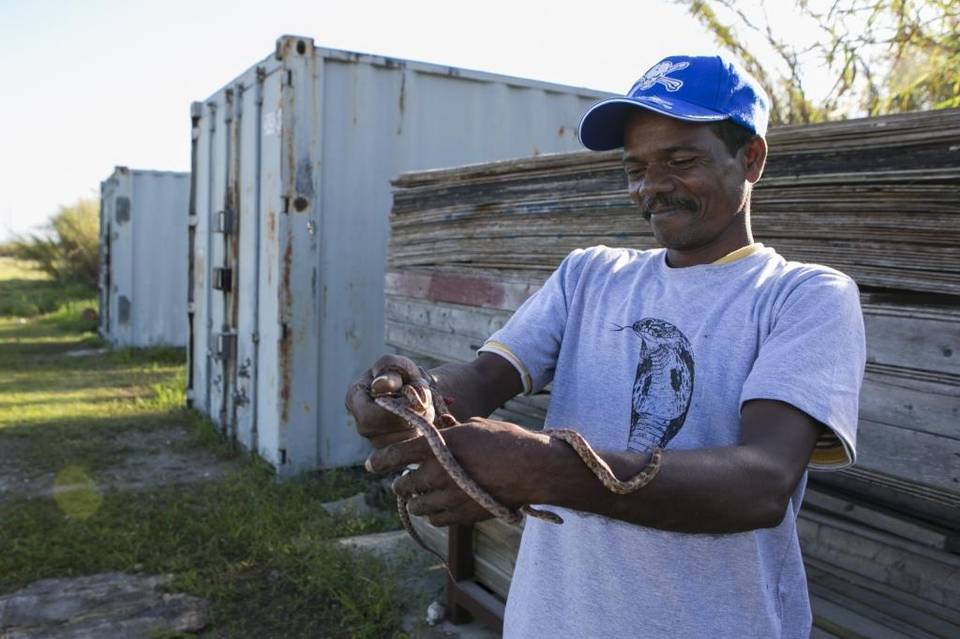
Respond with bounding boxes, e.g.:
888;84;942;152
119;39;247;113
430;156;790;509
369;370;663;567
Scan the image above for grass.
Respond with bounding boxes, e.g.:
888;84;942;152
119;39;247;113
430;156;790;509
0;259;413;638
0;258;96;318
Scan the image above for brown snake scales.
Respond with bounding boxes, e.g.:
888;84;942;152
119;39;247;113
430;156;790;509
369;372;663;569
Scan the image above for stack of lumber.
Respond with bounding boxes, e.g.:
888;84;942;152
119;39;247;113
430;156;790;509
385;109;960;633
390;108;960;295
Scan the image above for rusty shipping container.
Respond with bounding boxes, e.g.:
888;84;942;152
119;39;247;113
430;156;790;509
99;167;190;347
187;35;613;475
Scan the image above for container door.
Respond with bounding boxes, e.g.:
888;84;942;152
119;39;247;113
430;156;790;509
98;180;112;338
206;95;230;431
233;67;268;451
190;102;213;416
210;88;241;436
110;170;134;347
245;61;285;468
186;103;202;407
220;82;247;443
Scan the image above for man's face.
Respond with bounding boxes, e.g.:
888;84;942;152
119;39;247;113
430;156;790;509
622;111;754;253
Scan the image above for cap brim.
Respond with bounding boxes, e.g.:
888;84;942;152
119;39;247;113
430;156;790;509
578;96;729;151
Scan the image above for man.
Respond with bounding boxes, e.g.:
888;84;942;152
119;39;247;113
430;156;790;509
346;55;865;638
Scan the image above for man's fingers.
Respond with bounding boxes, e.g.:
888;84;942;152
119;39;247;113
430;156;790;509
392;461;447;498
427;501;493;527
407;489;469;517
365;436;431;474
371;355;426;391
344;368;419;445
344;369;374;417
370;371;403;395
346;382;413;440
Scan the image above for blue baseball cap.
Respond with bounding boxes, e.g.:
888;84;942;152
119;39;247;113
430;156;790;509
578;55;770;151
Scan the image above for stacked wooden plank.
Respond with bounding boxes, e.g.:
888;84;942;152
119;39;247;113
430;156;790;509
390;108;960;295
385;108;960;632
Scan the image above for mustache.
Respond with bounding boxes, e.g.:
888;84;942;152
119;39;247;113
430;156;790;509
640;195;697;220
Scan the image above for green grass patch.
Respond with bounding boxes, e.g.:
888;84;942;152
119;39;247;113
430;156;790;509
0;258;97;318
1;461;405;638
0;266;411;638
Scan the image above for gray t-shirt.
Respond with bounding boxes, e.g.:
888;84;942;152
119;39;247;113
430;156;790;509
479;244;865;638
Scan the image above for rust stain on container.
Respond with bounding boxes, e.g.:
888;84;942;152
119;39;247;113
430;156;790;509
396;73;406;135
279;240;293;423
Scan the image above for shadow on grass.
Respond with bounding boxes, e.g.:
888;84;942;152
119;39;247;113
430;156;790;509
0;410;206;472
0;394;156;410
0;370;180;402
0;408;201;435
0;278;95;318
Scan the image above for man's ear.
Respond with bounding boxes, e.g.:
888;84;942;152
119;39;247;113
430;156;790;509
741;136;768;184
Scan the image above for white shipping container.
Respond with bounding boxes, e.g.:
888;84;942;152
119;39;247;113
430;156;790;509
189;35;613;476
99;167;190;348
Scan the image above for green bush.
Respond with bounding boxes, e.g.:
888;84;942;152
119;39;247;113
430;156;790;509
12;198;99;288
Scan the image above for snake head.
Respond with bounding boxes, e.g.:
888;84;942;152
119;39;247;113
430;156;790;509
402;384;437;424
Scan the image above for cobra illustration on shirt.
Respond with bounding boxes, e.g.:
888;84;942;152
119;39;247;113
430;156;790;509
617;318;695;451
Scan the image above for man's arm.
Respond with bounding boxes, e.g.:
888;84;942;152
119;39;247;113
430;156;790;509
429;352;524;423
535;398;822;532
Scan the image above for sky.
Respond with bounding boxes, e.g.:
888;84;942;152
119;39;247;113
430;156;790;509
0;0;735;240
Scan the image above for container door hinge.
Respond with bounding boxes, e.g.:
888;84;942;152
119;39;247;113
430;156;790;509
215;332;237;362
215;209;234;234
115;197;131;224
118;295;131;323
212;267;233;292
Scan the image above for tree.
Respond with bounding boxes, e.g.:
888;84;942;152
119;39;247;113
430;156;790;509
677;0;960;124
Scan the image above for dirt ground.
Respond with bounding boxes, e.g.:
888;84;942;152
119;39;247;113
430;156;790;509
0;424;239;505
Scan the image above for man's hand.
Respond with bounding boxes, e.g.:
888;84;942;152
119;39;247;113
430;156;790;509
344;354;430;449
366;417;553;527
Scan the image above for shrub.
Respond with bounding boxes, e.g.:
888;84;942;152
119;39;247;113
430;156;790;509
12;198;99;288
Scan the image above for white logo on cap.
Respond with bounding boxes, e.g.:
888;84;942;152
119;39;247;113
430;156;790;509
633;61;690;93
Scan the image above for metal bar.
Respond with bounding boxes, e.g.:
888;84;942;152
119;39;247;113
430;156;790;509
186;102;203;405
226;83;244;441
203;100;217;415
445;523;504;630
447;523;475;624
250;65;265;454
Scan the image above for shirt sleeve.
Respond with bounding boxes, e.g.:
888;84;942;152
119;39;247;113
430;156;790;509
478;248;590;395
740;270;866;470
